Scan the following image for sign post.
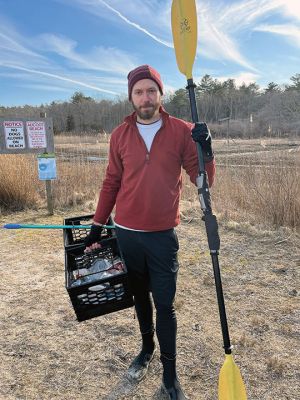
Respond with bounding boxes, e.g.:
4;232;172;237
37;152;56;215
0;114;55;215
39;112;54;215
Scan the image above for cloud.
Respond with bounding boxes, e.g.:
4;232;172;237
59;0;173;47
34;33;137;75
0;32;44;59
162;83;177;94
64;0;255;70
279;0;300;21
193;71;260;87
0;18;48;68
198;18;256;71
195;0;300;70
196;2;257;70
217;71;261;87
216;0;300;45
2;0;300;102
254;24;300;47
1;64;119;94
0;15;135;96
217;0;282;31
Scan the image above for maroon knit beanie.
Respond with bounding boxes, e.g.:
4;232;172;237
127;65;164;100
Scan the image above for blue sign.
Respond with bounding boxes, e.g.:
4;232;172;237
38;156;57;180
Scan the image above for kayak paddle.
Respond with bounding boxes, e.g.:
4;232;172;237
3;223;115;230
171;1;248;399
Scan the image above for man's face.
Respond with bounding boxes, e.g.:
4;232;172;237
131;79;162;122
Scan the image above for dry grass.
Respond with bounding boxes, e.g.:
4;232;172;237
0;152;106;214
266;356;286;376
55;133;109;158
0;155;42;212
211;155;300;229
55;133;110;144
53;161;106;209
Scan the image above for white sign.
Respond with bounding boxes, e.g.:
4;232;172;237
26;121;47;149
4;121;25;149
38;156;57;180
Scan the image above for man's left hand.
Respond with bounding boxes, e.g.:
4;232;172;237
191;122;213;159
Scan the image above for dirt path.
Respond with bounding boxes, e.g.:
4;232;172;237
0;209;299;400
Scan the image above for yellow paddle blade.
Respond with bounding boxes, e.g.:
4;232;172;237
171;0;198;79
219;354;247;400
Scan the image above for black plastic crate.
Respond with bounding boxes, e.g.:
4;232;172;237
63;214;115;248
65;237;134;322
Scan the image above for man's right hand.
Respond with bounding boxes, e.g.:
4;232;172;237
84;224;103;251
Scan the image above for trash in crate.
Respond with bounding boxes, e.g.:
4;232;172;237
76;282;125;305
90;258;111;273
71;252;126;287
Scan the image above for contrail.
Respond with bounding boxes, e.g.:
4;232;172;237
0;32;45;59
98;0;173;48
2;64;119;95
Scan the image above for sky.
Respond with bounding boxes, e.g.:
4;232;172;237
0;0;299;106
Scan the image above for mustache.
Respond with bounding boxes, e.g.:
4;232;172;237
140;102;154;108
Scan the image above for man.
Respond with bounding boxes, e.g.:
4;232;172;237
85;65;216;400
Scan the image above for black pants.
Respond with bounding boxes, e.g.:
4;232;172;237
116;227;179;356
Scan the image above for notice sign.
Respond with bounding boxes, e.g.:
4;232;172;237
37;154;57;180
4;121;25;149
26;121;47;149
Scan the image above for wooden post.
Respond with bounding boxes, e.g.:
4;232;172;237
227;118;230;146
45;179;54;215
40;112;54;215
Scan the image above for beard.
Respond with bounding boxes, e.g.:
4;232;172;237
132;100;160;121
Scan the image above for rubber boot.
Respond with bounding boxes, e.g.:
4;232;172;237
127;330;156;382
160;354;189;400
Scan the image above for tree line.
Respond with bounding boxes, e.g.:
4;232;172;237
1;74;299;138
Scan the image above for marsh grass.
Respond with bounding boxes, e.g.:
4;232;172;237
0;136;299;230
210;156;300;229
53;158;106;209
0;154;41;212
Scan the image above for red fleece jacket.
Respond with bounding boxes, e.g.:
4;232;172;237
94;108;216;231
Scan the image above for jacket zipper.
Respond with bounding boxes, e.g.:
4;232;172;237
134;120;165;164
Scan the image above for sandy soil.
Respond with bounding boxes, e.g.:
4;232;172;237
0;208;299;400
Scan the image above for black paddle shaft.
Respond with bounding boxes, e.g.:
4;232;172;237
187;78;232;355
